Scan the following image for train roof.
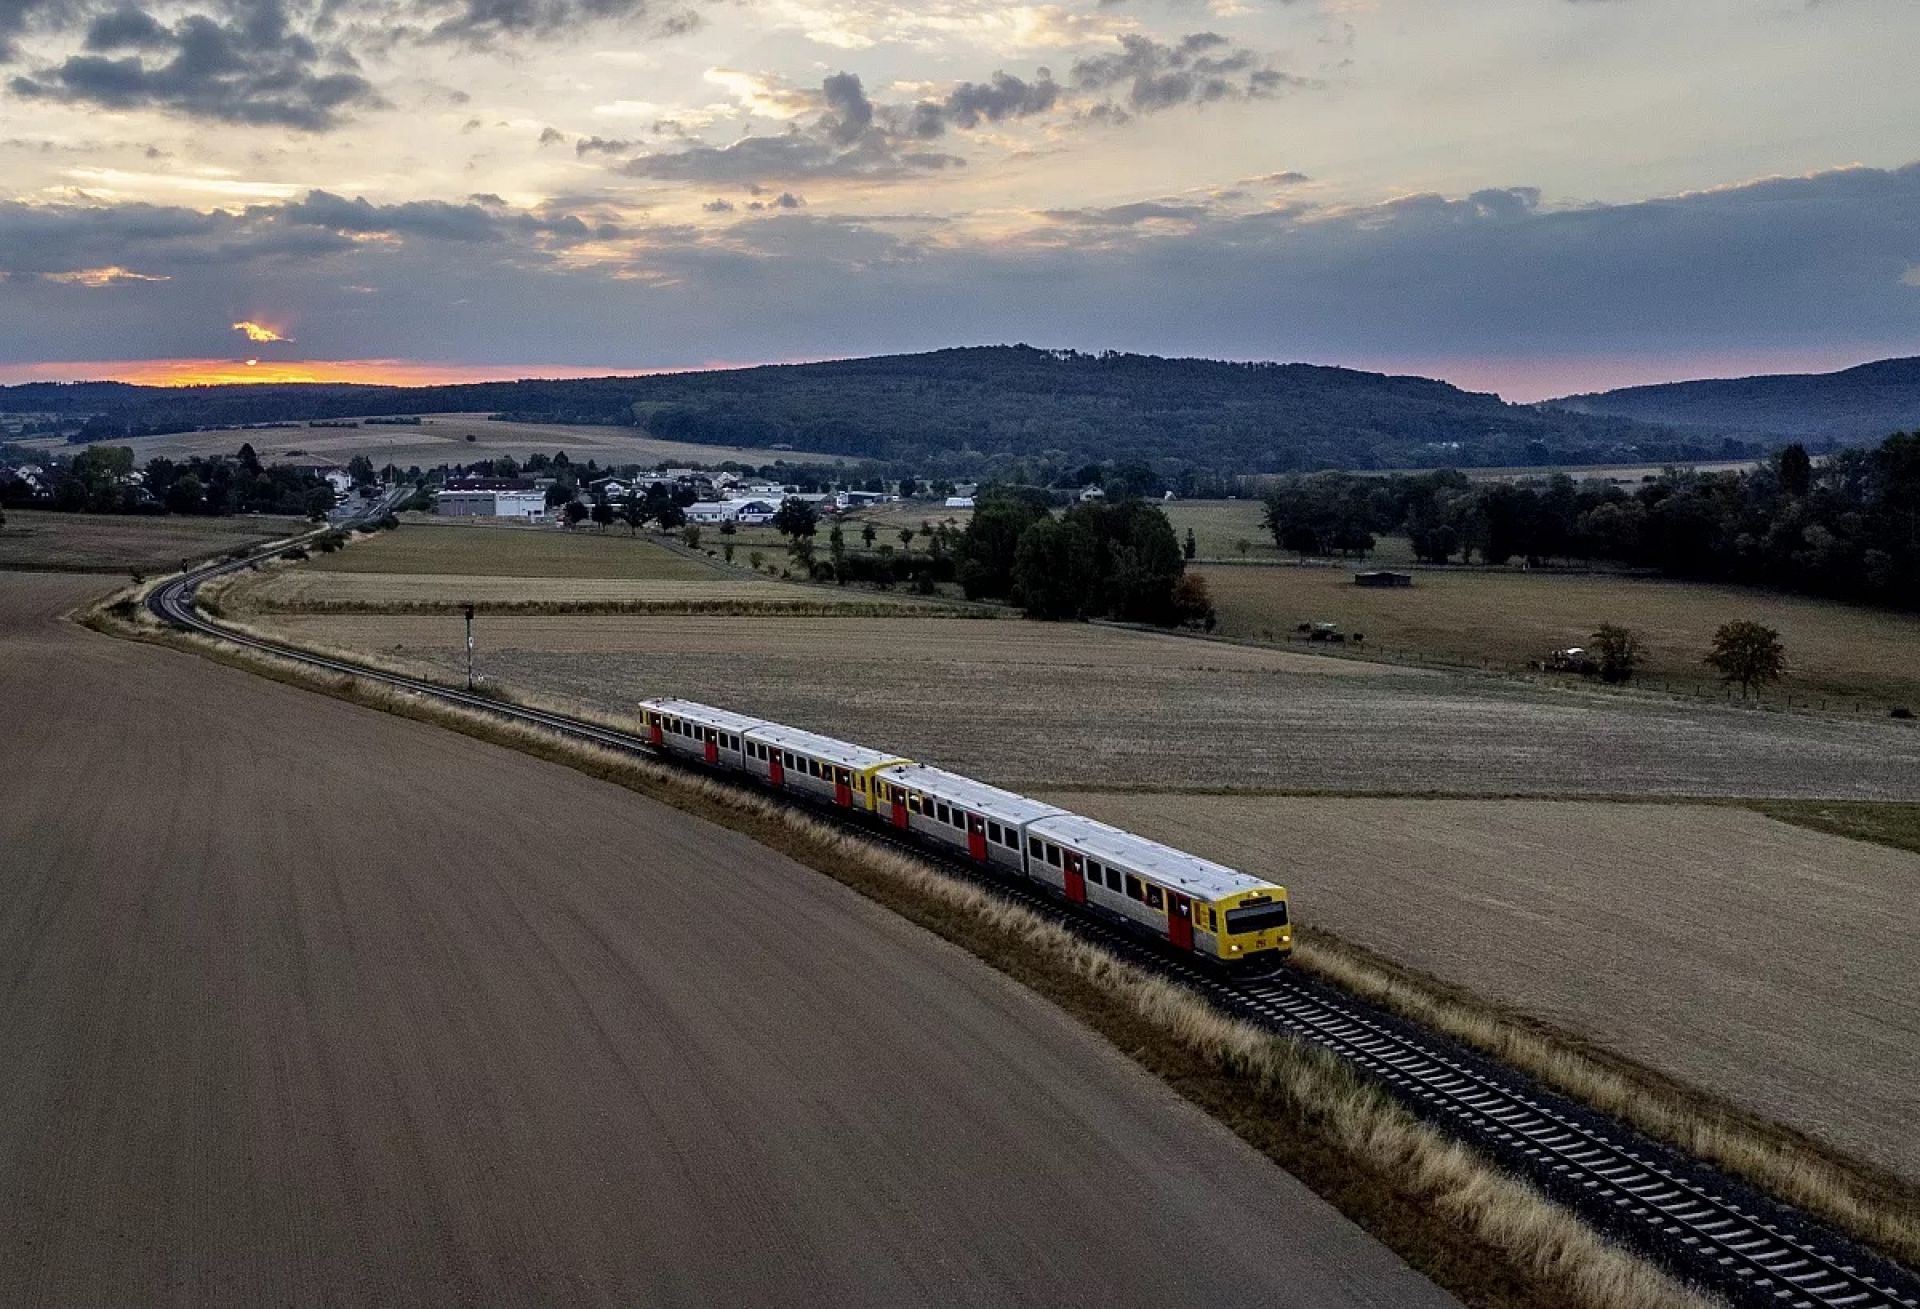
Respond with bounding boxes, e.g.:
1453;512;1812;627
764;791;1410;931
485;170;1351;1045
746;721;909;771
875;764;1066;827
638;697;768;734
1025;813;1280;900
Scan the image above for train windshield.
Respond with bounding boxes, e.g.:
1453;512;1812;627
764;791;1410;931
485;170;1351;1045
1225;901;1290;934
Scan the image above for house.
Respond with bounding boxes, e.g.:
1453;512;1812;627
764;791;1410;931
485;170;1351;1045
1077;485;1107;503
282;461;353;495
1354;570;1414;588
687;497;778;525
943;496;975;510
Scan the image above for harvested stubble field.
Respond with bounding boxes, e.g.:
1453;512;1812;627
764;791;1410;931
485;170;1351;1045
0;509;305;572
1200;562;1920;710
251;610;1920;800
34;412;843;469
1038;792;1920;1185
308;520;731;578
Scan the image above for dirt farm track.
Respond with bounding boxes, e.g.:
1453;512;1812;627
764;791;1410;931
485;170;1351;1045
0;575;1450;1307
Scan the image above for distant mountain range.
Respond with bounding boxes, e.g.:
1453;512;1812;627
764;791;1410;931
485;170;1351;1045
12;345;1911;473
1547;356;1920;445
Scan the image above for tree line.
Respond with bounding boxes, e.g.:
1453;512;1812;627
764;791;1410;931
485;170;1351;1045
0;443;336;518
951;491;1210;626
1259;434;1920;610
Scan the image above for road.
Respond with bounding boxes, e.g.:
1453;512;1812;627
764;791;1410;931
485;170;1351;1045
0;572;1453;1307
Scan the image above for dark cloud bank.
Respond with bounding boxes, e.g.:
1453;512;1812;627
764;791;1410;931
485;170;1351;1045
4;164;1917;373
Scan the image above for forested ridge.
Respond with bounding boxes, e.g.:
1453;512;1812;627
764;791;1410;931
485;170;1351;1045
1;346;1720;474
1551;356;1920;444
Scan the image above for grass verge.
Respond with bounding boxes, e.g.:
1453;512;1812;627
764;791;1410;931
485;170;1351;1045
81;589;1709;1309
1756;800;1920;857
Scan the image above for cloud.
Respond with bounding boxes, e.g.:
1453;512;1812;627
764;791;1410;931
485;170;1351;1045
574;134;634;155
538;126;566;145
701;197;733;212
411;0;655;44
8;1;382;130
1071;32;1304;116
232;318;287;341
1040;201;1208;225
43;264;171;286
819;70;872;145
279;189;625;243
907;70;1058;137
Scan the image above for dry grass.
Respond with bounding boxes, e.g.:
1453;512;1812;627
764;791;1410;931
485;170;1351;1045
217;571;943;614
1758;800;1920;856
30;412;848;469
1161;499;1417;564
1199;562;1920;710
0;509;307;573
85;591;1709;1309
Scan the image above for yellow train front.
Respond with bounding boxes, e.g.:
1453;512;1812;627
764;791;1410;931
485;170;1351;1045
1021;814;1293;974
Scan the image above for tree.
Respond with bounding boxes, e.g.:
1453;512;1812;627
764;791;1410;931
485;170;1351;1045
1704;620;1786;697
165;473;204;516
828;522;847;582
563;500;589;528
955;495;1047;599
1778;443;1813;497
1012;517;1099;619
1183;527;1197;561
861;521;877;547
898;476;919;498
723;541;735;565
620;491;644;535
346;454;377;487
682;524;701;549
1171;573;1214;628
590;494;614;531
772;496;818;540
236;442;262;475
1589;624;1644;685
897;526;914;552
545;483;574;509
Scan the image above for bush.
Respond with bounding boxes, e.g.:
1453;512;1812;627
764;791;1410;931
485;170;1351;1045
1893;707;1914;720
281;546;309;561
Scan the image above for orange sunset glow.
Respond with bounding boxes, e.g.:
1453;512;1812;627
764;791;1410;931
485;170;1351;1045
0;359;659;387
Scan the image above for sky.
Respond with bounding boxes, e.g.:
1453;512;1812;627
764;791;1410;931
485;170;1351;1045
0;0;1916;400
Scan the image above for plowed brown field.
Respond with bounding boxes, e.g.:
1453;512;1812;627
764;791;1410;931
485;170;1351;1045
1044;792;1920;1182
0;575;1450;1307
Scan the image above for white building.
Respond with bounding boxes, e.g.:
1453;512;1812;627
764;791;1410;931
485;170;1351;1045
686;497;779;524
434;488;547;519
944;496;975;510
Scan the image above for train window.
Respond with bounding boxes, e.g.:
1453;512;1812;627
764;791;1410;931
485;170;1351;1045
1226;902;1291;934
935;803;949;824
1106;867;1122;891
987;821;1002;844
1126;875;1144;901
908;793;922;813
1029;836;1042;857
1206;907;1219;930
1146;885;1165;910
1088;858;1103;880
1046;844;1062;868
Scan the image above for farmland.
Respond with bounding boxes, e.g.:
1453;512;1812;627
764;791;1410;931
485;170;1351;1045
1160;498;1417;565
32;412;855;470
1039;791;1920;1183
1198;563;1920;710
0;575;1437;1306
0;508;305;573
216;520;952;612
248;609;1920;800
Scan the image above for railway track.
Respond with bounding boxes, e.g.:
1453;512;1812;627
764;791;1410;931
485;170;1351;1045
147;527;1920;1309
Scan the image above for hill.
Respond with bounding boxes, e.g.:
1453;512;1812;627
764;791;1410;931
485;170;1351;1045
1549;356;1920;445
3;346;1707;473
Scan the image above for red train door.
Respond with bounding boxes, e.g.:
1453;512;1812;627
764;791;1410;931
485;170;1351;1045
834;768;852;808
1167;892;1194;950
648;718;663;746
890;787;909;828
967;814;987;862
704;731;719;766
1063;852;1087;903
769;753;785;787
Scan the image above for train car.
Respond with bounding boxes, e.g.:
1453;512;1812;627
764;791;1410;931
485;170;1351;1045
873;763;1064;875
742;722;910;813
637;697;765;769
1023;813;1292;970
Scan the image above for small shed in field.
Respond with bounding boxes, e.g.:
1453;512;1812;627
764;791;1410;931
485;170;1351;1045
1354;570;1414;588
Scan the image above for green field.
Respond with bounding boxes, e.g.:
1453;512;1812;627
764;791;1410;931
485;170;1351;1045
310;521;726;580
1156;499;1416;564
1198;562;1920;709
0;510;307;573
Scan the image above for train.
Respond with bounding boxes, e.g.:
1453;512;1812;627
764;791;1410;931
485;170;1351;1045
636;697;1292;972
